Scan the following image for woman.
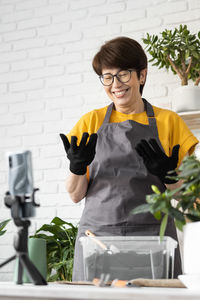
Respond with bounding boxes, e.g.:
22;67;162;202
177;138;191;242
60;37;199;281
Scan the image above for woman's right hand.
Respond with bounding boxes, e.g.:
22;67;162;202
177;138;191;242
60;132;98;175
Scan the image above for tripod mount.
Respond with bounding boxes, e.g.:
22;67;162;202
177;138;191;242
0;189;47;285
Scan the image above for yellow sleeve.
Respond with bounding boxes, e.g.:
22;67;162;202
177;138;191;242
66;107;106;144
66;114;90;145
168;112;198;166
154;107;199;166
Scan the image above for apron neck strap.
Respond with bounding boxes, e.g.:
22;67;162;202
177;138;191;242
102;98;155;125
102;103;114;125
143;98;154;117
143;98;157;127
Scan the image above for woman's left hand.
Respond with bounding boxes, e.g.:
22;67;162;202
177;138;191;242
135;138;180;184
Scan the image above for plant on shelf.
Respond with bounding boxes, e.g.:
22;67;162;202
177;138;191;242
132;154;200;240
0;219;10;237
30;217;78;282
143;24;200;86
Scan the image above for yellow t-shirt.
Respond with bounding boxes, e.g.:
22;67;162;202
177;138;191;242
67;104;199;173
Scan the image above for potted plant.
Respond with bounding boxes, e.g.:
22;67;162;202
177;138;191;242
143;24;200;112
132;154;200;276
30;217;78;282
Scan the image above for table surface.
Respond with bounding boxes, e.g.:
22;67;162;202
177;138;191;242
0;282;200;300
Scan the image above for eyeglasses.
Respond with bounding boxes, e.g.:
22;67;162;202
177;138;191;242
99;69;135;86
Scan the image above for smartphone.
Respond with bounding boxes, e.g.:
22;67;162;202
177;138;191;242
8;150;34;197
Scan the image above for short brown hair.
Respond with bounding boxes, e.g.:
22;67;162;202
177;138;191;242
92;36;147;94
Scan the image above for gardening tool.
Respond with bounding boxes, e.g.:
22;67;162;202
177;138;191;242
85;230;120;254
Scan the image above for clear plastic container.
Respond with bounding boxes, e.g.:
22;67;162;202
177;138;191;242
79;236;177;281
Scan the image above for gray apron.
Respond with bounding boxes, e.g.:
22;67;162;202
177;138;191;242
72;99;182;281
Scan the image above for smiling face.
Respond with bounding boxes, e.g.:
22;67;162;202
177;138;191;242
102;67;147;113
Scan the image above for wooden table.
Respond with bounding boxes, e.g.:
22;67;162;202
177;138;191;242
0;282;200;300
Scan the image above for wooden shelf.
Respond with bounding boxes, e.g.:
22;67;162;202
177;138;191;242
178;111;200;130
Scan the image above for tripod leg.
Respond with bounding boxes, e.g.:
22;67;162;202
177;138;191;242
19;254;47;285
0;255;16;268
17;259;23;284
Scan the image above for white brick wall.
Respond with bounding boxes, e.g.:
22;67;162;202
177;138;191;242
0;0;200;281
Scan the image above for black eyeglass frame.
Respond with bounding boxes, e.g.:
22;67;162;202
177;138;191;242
99;69;136;86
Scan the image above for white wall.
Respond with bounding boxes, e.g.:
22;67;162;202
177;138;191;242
0;0;199;281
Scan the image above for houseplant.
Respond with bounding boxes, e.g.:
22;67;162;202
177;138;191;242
143;24;200;112
132;154;200;275
132;154;200;238
30;217;78;282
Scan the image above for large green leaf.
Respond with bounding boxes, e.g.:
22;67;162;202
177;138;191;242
132;204;151;214
51;217;76;229
160;214;168;241
174;219;185;232
151;199;167;212
0;219;11;236
186;214;200;222
169;207;185;222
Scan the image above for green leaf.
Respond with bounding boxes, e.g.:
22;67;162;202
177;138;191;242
48;273;60;282
185;214;200;222
35;224;68;241
132;204;150;214
151;185;161;194
152;199;167;212
0;230;6;236
174;219;185;232
153;211;162;220
168;207;185;222
166;186;182;198
146;193;160;204
160;214;168;240
192;51;200;59
51;217;76;229
143;38;149;44
0;219;11;236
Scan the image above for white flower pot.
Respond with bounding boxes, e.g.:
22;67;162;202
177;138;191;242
172;86;200;113
179;222;200;289
183;222;200;275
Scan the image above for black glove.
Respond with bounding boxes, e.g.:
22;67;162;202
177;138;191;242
135;138;180;184
60;132;98;175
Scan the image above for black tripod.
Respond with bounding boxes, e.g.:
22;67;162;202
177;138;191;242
0;190;47;285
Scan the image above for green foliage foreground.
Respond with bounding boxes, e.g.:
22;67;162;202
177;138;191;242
132;155;200;240
31;217;78;282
